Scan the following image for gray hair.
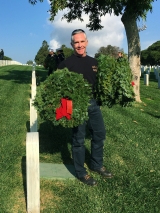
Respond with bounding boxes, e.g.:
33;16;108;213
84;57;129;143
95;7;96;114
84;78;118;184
71;29;87;43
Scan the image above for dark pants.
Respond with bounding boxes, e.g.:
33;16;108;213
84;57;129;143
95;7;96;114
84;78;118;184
72;99;106;178
48;68;53;76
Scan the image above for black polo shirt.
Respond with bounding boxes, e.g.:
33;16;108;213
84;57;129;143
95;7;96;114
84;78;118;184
58;54;98;88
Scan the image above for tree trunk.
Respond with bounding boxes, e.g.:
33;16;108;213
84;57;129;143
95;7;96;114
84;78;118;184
121;12;141;102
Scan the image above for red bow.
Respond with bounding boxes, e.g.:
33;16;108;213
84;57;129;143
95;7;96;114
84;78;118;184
56;98;72;120
131;81;135;86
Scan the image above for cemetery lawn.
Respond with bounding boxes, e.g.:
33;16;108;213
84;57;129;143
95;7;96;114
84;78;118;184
0;66;160;213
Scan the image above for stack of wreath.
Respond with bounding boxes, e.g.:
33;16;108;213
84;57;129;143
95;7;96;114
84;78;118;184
95;54;135;107
33;68;92;128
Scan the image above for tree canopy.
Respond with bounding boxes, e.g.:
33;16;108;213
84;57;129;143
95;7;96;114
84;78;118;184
95;45;123;59
3;56;12;60
29;0;155;31
35;40;73;65
59;44;74;59
26;60;34;65
34;40;49;65
141;40;160;65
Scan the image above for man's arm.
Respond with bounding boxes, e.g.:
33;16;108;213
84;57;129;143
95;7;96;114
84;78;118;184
57;60;66;70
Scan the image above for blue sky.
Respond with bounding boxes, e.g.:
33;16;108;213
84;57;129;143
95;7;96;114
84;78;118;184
0;0;160;64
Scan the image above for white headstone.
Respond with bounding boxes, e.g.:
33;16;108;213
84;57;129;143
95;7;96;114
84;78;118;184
32;77;36;86
26;132;40;213
32;71;36;78
31;85;36;100
144;74;149;86
30;99;37;132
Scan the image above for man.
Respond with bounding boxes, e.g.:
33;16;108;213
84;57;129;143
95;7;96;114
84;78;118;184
44;49;58;76
58;29;112;186
117;51;124;61
57;49;65;65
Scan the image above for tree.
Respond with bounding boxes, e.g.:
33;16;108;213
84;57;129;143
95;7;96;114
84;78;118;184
26;60;33;65
60;44;74;59
141;40;160;65
35;40;49;65
95;45;123;59
3;56;12;60
0;49;4;60
29;0;157;102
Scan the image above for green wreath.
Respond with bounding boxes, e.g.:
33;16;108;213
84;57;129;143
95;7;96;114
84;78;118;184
95;54;135;107
33;68;92;128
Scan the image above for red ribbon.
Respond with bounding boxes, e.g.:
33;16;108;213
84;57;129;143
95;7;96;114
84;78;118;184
131;81;135;86
56;98;72;120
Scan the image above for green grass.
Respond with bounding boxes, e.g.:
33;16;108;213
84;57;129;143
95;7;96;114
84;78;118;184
0;65;47;212
0;66;160;212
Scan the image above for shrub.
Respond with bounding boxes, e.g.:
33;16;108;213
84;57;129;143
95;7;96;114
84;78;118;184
95;55;135;107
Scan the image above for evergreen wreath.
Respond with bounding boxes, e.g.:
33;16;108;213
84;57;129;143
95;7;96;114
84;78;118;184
33;68;92;128
95;54;135;107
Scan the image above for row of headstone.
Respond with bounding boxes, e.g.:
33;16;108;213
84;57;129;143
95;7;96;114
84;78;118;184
141;65;160;73
26;64;40;213
0;60;22;66
141;65;160;88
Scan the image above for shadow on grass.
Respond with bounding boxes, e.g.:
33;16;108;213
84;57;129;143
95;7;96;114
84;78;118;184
0;66;47;85
38;121;92;165
38;121;73;164
147;112;160;119
21;156;27;211
0;69;31;84
26;121;30;132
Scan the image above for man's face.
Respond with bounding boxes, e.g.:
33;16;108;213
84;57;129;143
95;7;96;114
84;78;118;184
71;32;88;57
50;51;54;55
118;52;122;57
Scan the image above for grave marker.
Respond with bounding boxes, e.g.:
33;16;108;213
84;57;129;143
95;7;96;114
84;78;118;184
30;99;37;132
26;132;40;213
32;77;36;86
31;85;36;100
144;74;149;86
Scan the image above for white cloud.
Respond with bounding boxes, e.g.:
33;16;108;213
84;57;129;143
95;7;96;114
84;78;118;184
50;39;61;50
47;9;125;56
